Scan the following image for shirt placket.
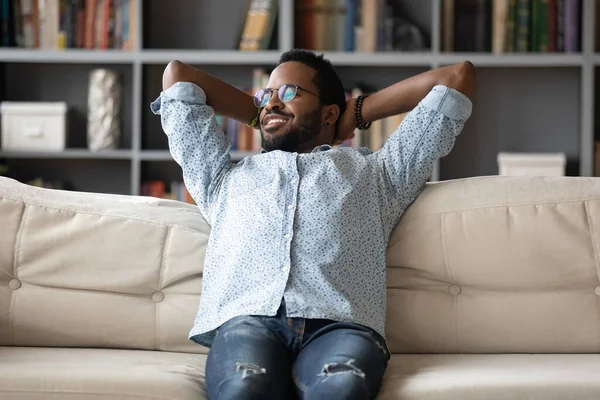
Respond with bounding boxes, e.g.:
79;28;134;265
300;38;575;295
279;153;300;300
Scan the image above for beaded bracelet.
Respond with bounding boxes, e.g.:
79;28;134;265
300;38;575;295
354;95;371;130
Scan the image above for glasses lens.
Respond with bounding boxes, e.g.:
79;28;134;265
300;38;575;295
253;89;269;108
279;85;297;103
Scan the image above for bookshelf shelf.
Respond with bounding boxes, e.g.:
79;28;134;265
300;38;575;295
0;48;585;68
0;149;133;160
140;150;258;162
139;50;283;65
591;54;600;64
0;48;136;63
323;52;436;67
323;52;584;67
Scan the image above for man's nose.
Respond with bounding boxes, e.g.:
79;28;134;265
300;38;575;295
264;90;284;111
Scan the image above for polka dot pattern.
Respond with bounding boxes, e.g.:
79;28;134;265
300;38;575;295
150;82;472;348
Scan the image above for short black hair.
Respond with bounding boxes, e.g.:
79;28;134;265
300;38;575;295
278;49;347;126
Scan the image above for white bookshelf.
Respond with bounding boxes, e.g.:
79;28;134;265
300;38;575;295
0;149;133;159
0;48;590;67
0;0;597;196
139;150;255;162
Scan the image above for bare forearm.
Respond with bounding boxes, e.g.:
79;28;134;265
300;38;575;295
162;60;257;124
361;61;477;124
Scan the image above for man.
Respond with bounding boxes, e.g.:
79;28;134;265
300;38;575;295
151;49;476;400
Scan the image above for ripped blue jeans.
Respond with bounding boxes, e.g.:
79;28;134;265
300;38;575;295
205;300;390;399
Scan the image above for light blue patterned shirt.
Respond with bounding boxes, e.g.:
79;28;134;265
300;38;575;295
151;82;472;348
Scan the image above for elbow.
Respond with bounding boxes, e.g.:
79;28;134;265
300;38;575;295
445;61;477;100
162;60;186;91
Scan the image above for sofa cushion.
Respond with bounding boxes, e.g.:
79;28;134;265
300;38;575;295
386;175;600;354
0;346;207;400
3;347;600;400
377;354;600;400
0;177;210;354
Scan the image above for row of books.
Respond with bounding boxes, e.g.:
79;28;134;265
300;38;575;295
140;180;195;204
24;177;71;189
294;0;427;52
443;0;582;53
0;0;137;50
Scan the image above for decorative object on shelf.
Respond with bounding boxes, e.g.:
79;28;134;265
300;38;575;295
0;101;68;152
87;69;122;152
497;152;566;177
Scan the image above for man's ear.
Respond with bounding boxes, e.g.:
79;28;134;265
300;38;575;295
323;104;340;126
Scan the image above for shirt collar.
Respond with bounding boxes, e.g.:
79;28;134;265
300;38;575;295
260;144;333;154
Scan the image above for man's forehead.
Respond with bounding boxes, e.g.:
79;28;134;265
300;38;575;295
267;61;317;89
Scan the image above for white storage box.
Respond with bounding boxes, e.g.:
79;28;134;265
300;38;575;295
1;101;67;152
498;152;566;176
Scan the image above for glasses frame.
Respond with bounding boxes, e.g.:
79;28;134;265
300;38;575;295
253;84;320;108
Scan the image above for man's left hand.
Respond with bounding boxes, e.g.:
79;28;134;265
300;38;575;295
333;98;357;146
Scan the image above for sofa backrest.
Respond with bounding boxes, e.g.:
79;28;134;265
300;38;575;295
0;176;209;354
386;175;600;354
2;175;600;354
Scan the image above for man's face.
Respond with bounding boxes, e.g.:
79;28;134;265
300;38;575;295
259;62;323;153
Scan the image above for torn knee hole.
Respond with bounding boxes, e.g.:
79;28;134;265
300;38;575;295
317;359;366;380
235;362;266;379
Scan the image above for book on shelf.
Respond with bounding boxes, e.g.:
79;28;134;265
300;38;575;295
0;0;137;50
141;180;196;205
238;0;278;51
442;0;581;53
294;0;427;52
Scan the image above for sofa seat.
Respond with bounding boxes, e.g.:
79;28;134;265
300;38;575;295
378;354;600;400
4;347;600;400
0;347;208;400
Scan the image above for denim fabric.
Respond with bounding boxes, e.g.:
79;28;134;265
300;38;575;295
205;300;390;400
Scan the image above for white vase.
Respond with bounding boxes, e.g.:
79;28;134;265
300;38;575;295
87;69;122;151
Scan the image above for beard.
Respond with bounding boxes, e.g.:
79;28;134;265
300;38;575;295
260;108;322;153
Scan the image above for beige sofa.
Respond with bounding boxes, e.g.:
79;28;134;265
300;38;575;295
2;174;600;399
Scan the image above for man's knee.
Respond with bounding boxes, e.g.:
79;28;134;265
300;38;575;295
305;359;372;399
208;362;272;400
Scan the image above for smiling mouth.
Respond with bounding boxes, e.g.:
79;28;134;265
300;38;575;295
263;117;290;131
266;118;287;126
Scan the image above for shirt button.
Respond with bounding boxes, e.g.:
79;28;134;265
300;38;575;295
282;264;289;271
287;204;294;210
290;179;297;185
284;233;290;239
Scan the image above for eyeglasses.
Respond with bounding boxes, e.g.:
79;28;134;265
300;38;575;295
253;84;319;108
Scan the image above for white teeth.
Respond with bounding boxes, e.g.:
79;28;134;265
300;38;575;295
266;119;286;126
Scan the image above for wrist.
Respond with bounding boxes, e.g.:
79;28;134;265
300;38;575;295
359;95;375;125
354;95;372;130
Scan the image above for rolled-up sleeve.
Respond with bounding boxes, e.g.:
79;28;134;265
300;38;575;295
150;82;232;223
373;85;472;212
